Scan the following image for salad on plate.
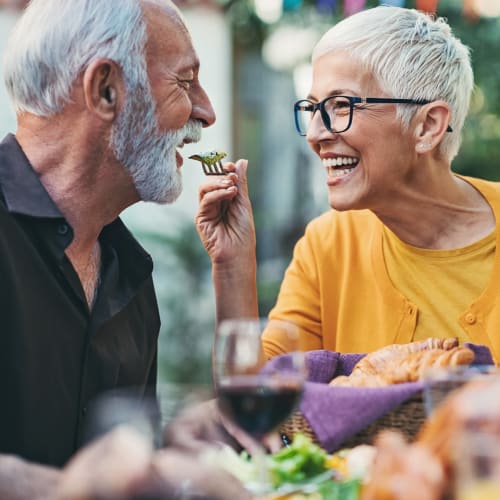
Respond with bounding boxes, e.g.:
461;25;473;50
202;434;374;499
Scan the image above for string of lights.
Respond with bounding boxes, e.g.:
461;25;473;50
174;0;500;21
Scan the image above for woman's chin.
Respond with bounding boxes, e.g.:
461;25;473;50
328;191;360;212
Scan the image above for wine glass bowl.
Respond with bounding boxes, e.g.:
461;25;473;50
214;318;305;442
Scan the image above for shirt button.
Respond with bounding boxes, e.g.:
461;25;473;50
57;223;69;235
408;306;414;315
465;313;476;325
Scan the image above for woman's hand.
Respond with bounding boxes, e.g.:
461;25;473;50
195;159;256;265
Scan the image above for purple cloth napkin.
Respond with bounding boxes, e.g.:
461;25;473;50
268;344;493;453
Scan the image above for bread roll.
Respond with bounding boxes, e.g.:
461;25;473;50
329;338;473;387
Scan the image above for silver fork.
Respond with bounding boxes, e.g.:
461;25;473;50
189;152;227;176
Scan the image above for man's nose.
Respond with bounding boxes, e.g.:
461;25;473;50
191;85;216;128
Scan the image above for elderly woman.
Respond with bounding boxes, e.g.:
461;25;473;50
196;6;500;364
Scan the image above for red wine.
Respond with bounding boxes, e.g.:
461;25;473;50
217;377;303;438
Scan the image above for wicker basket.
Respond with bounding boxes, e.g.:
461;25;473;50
280;391;426;450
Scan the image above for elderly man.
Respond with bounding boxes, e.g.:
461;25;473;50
0;0;249;498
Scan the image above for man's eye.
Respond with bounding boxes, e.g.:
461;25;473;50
179;79;193;89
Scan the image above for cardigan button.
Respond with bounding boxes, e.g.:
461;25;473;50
465;313;476;325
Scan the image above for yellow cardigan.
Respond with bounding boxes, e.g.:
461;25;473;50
263;176;500;364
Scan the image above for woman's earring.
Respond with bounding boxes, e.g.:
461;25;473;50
418;143;431;150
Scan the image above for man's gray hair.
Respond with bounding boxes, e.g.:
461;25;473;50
3;0;172;117
313;6;473;161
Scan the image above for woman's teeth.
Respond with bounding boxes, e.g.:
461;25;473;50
323;156;357;167
323;156;359;178
328;167;353;177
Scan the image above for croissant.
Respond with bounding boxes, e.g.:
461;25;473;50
330;338;473;387
350;338;459;377
382;346;474;384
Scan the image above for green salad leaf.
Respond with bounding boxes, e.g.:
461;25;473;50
317;477;361;499
189;150;227;166
203;434;361;499
267;433;329;487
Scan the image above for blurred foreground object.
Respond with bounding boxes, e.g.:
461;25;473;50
418;377;500;488
362;376;500;499
362;431;445;500
57;425;252;500
454;429;500;500
423;364;500;416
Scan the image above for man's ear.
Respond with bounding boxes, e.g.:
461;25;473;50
82;59;123;122
414;100;451;153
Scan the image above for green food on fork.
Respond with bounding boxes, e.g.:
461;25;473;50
189;150;227;175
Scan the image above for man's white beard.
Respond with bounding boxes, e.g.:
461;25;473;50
111;83;201;204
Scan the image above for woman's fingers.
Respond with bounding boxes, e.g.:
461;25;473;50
232;159;249;196
197;158;248;202
198;173;238;202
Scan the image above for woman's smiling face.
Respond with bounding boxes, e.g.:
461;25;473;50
306;50;418;213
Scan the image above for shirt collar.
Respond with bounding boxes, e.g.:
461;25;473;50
0;133;153;286
0;133;64;218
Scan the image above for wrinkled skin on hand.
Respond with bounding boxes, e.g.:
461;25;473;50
163;399;241;453
195;159;256;265
163;399;282;457
56;425;252;500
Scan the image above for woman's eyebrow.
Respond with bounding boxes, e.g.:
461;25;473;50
306;88;359;100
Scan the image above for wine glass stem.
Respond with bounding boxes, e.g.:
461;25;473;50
244;438;271;493
255;445;270;490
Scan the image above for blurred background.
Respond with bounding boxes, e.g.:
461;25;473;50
1;0;499;385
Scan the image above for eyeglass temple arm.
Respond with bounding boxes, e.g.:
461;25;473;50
361;98;453;133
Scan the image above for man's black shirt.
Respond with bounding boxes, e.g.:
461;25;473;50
0;134;160;467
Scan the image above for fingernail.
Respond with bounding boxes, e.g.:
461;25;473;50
219;179;232;187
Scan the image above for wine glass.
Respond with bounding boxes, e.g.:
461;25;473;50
214;317;306;492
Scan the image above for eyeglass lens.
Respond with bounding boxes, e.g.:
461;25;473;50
295;96;352;135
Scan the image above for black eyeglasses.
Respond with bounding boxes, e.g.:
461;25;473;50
293;95;453;136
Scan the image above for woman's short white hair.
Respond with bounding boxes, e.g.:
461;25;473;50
313;6;473;161
3;0;174;117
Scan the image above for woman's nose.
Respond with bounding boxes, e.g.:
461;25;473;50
307;112;338;143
